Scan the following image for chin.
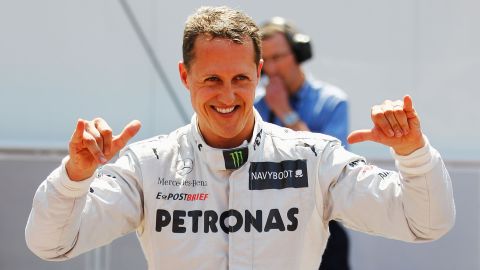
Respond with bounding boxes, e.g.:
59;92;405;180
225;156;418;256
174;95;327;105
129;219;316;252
215;127;241;139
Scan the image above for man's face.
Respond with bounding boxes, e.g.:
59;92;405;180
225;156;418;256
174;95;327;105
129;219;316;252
179;35;263;148
261;32;299;84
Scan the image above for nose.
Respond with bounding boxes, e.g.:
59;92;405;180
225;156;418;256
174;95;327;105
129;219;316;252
217;83;235;105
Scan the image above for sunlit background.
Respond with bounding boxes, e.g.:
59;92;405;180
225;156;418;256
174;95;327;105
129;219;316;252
1;0;478;269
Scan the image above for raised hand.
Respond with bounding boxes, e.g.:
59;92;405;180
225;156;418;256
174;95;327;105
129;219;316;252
66;118;141;181
264;75;291;117
347;95;425;156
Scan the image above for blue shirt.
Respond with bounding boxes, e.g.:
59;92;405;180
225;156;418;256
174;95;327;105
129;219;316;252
255;76;349;147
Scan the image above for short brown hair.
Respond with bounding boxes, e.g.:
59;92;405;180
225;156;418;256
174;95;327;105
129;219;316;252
182;6;262;69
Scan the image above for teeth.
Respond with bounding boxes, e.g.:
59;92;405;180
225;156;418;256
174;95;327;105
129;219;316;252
215;106;235;114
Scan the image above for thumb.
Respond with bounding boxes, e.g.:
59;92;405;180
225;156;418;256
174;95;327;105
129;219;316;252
70;119;86;144
347;129;375;144
403;95;421;129
111;120;142;154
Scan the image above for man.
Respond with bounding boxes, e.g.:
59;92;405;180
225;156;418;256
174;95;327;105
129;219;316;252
254;17;350;269
26;6;455;270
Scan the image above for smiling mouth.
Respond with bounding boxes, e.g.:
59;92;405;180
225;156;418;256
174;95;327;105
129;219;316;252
212;105;239;114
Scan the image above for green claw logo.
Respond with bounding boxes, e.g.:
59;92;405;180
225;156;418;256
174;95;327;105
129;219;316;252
230;151;244;168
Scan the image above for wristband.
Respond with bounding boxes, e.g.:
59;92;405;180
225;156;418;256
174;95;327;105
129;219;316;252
283;111;300;126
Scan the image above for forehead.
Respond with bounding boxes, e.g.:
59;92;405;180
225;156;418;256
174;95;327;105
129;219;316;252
193;34;254;55
189;35;257;74
262;32;290;54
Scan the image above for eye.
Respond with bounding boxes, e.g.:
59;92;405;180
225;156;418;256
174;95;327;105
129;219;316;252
205;76;220;82
271;55;280;62
235;75;249;81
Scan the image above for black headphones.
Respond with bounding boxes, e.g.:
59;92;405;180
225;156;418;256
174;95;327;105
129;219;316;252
261;17;313;64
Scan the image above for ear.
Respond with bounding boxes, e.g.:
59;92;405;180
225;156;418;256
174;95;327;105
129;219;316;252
178;61;189;89
257;59;264;79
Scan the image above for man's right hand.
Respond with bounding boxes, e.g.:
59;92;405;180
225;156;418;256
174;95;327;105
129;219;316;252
66;118;141;181
265;76;291;118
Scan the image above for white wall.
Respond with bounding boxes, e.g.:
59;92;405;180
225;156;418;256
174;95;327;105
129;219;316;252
1;0;478;160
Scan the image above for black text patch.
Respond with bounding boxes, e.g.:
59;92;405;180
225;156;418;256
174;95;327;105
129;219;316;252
249;160;308;190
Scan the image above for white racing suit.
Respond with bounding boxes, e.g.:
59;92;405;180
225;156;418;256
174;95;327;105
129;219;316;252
26;111;455;270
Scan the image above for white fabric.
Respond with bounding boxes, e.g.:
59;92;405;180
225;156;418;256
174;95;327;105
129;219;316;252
26;111;455;270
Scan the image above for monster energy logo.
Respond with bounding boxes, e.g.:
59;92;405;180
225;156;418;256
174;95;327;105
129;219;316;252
223;147;248;170
230;151;243;168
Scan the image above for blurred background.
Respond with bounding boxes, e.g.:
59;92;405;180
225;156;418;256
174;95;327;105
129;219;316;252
0;0;478;269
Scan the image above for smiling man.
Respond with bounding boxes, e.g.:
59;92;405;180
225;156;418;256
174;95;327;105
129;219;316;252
179;33;262;148
26;6;455;270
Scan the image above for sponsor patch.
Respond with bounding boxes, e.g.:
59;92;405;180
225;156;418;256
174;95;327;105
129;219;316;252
152;148;160;159
97;172;117;179
378;171;392;180
296;142;317;156
156;192;208;201
155;207;299;233
348;159;366;168
157;177;207;187
249;160;308;190
253;129;262;150
176;158;193;176
223;147;248;169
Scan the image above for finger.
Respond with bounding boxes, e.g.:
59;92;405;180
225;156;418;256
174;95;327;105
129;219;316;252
94;118;113;155
392;101;409;135
83;131;107;164
70;119;86;144
85;121;104;152
269;76;282;85
112;120;142;153
265;84;274;96
347;129;375;144
266;77;280;93
372;105;395;137
383;104;403;137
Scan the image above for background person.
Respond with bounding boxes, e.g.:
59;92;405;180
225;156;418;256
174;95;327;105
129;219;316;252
255;17;350;270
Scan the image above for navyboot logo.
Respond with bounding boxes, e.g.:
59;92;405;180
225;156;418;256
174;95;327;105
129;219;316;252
249;160;308;190
223;147;248;169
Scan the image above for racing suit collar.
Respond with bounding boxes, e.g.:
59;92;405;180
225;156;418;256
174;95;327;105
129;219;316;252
190;109;265;171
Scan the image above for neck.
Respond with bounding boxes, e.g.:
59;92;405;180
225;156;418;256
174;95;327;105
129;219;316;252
199;113;255;149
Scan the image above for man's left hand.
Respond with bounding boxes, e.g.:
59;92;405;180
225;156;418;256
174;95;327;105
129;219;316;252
347;95;425;156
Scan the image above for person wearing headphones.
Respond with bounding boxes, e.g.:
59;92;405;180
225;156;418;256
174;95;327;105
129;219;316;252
255;17;350;270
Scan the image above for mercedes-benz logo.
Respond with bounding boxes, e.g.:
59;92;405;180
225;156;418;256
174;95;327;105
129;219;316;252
176;158;194;176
